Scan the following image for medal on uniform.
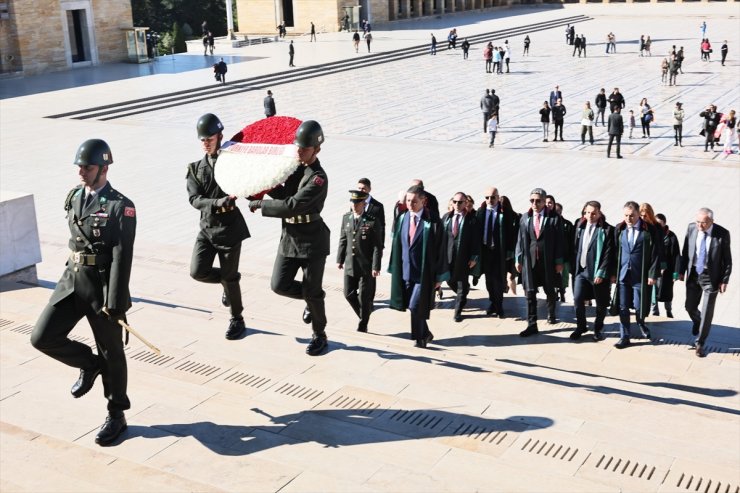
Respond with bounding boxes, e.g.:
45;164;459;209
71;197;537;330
93;229;101;237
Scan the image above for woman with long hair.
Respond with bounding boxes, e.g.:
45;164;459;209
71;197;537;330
639;98;653;138
500;195;520;295
722;109;737;155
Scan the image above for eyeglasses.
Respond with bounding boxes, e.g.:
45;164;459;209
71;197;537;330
452;200;465;204
485;195;498;199
530;198;543;203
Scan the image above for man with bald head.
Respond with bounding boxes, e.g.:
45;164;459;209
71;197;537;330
679;208;732;357
473;187;518;317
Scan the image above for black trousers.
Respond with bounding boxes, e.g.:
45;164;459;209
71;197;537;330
483;248;505;313
596;108;605;126
553;121;564;140
581;125;593;144
526;261;557;324
31;294;130;414
447;275;470;316
685;269;718;345
404;281;429;341
482;113;489;133
573;269;610;332
271;254;327;334
705;129;716;150
190;232;243;318
607;134;621;156
344;274;375;325
674;124;683;143
289;54;294;66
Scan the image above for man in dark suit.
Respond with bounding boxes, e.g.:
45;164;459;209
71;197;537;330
607;107;624;159
31;139;136;446
337;190;383;332
549;85;562;109
594;88;607;127
186;113;250;340
612;201;660;349
357;177;385;304
679;208;732;357
388;186;448;348
480;89;493;133
472;187;517;318
608;87;625;113
551;99;566;141
442;192;480;322
515;188;565;337
570;201;615;341
263;90;276;117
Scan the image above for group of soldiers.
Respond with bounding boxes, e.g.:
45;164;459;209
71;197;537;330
29;114;731;447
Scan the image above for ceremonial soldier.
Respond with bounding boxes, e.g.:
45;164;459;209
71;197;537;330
336;190;383;332
187;113;250;340
31;139;136;446
248;120;331;356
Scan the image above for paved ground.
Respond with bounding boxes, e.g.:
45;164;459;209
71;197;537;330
1;3;739;492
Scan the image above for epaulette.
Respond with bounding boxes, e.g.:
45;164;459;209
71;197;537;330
64;186;82;211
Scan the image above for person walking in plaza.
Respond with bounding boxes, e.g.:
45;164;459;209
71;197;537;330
493;46;501;74
580;35;587;57
461;38;470;59
679;207;732;358
480;89;493;133
652;213;681;318
356;177;385;305
552;98;566;142
608;32;616;53
523;35;531;56
720;40;728;66
581;101;595;145
700;21;707;38
364;31;372;53
608;87;625;114
31;138;136;447
516;188;565;337
202;33;209;55
288;40;295;67
595;88;607;127
248;121;331;356
722;109;737;154
639;98;653;138
669;54;679;86
214;58;227;84
490;89;500;124
539;101;551;142
472;187;517;318
700;104;720;152
263;90;276;117
607;107;624;158
673;102;685;146
207;32;215;55
187;114;249;340
573;35;581;57
310;22;316;42
628;110;636;139
430;33;437;55
484;42;493;73
644;36;652;56
504;42;512;72
611;201;660;349
676;47;685;73
549;85;562;109
388;186;448;348
353;30;360;53
701;39;712;61
487;113;498;148
639;35;646;57
570;201;614;341
442;192;480;322
337;190;383;333
661;57;669;84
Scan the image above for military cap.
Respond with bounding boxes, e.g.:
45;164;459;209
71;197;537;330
349;189;369;203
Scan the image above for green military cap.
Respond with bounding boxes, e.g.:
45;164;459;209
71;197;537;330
349;189;368;203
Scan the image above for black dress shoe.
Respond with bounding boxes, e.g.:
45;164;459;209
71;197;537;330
519;325;539;337
71;367;101;398
614;337;630;349
225;317;246;340
593;330;605;341
695;343;706;358
617;155;623;159
547;316;557;325
569;329;585;340
306;333;328;356
691;325;699;336
357;322;368;333
302;306;312;324
414;339;424;348
425;332;434;345
486;303;495;316
639;324;651;339
666;310;673;318
498;311;506;319
221;291;230;307
95;414;127;446
454;314;463;323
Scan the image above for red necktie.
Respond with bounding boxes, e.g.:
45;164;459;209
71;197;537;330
452;214;460;237
534;212;541;238
409;214;418;243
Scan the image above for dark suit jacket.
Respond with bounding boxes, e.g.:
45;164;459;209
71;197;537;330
365;196;386;248
573;219;615;281
441;211;480;280
263;96;276;116
608;112;624;135
680;223;732;289
337;211;383;277
472;204;518;279
515;208;564;291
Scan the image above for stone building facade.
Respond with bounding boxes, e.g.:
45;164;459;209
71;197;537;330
0;0;132;76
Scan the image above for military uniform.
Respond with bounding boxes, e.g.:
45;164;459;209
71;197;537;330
32;181;136;416
337;192;383;331
186;152;250;320
262;160;330;334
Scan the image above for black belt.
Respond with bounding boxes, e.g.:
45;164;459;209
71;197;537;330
285;213;321;224
70;251;111;266
214;205;236;214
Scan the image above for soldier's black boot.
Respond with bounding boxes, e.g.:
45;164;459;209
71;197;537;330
221;291;230;307
225;317;246;340
306;331;328;356
95;412;127;446
71;366;101;398
302;306;312;324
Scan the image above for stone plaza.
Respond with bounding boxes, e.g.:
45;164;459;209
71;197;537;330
1;3;739;492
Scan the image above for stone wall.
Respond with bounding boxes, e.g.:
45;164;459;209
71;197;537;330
92;0;131;64
237;0;348;34
13;0;67;75
0;1;21;73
